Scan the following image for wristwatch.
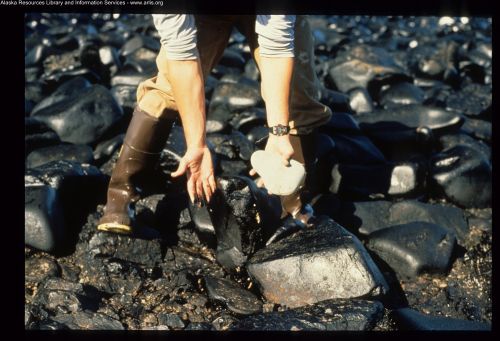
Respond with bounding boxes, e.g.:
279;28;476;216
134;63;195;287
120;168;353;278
268;124;290;136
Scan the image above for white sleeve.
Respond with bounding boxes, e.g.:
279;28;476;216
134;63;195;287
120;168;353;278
152;14;199;60
255;15;296;57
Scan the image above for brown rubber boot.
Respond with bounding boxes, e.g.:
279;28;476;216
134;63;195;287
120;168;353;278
97;107;173;234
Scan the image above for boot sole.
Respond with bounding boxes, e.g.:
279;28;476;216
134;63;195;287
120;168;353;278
97;222;132;235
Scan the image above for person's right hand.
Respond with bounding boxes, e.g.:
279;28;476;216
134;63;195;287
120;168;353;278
171;146;217;204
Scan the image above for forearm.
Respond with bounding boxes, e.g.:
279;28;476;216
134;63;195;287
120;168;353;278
165;59;206;149
259;56;294;127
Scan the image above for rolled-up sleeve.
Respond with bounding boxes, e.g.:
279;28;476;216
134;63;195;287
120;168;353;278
152;14;199;60
255;15;296;57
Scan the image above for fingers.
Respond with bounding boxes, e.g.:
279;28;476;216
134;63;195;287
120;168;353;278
249;168;257;176
256;177;265;188
202;179;212;203
208;174;217;194
171;158;188;178
195;177;203;205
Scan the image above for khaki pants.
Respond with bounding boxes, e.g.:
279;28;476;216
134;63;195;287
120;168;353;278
136;15;332;137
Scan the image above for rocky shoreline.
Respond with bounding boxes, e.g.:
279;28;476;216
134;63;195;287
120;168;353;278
25;14;491;330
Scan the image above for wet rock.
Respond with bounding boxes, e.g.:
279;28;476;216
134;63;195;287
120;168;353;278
389;308;490;331
212;313;239;330
229;108;266;134
328;44;409;93
366;222;457;278
87;232;162;267
25;257;61;283
209;176;281;270
218;48;246;70
185;322;212;330
246;126;269;144
265;216;306;246
136;193;189;233
247;217;388;308
157;313;185;330
251;150;305;196
52;311;125;330
445;83;491;119
111;84;137;113
408;41;460;84
330;161;424;200
356;105;464;137
25;117;61;156
25;161;107;252
123;47;157;75
333;200;392;235
320;112;361;133
31;84;123;145
25;185;65;252
219;160;250;176
204;276;262;315
34;278;86;314
207;131;255;161
232;299;384;331
111;68;151;87
460;118;491;143
26;144;94;169
348;87;374;114
430;145;491;208
119;34;160;57
439;133;490;161
379;82;425;108
319;87;353;113
387;200;469;244
93;134;124;165
209;81;263;113
244;59;260;81
330;133;386;165
30;77;92;116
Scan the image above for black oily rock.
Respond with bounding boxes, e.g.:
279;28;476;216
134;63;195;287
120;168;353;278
119;34;160;57
408;41;460;83
244;59;260;81
136;193;189;232
445;83;491;119
328;44;409;93
389;308;490;331
207;131;255;161
87;231;163;267
219;160;249;176
218;48;246;70
348;87;374;114
231;299;384;331
229;108;266;134
93;134;124;165
51;310;125;330
30;76;92;116
378;82;425;108
319;87;353;113
33;278;86;314
25;117;61;155
386;200;468;244
246;217;388;308
209;81;262;113
25;256;61;283
246;126;269;144
111;84;137;113
111;68;150;87
25;185;65;252
329;133;386;165
356;105;464;137
430;145;491;208
204;276;262;315
25;161;107;252
366;222;457;278
157;313;185;330
31;84;123;145
439;133;490;161
460;117;491;143
209;176;282;270
333;200;392;235
123;48;157;75
330;162;424;200
26;144;94;169
320;112;361;133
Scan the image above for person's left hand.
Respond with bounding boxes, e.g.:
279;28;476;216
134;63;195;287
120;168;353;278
249;134;294;193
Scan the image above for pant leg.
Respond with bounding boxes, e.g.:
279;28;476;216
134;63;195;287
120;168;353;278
136;15;235;120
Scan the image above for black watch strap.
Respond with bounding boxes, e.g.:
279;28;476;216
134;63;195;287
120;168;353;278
269;124;290;136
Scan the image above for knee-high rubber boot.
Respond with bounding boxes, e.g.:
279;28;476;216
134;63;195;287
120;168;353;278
280;132;317;226
97;107;173;234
